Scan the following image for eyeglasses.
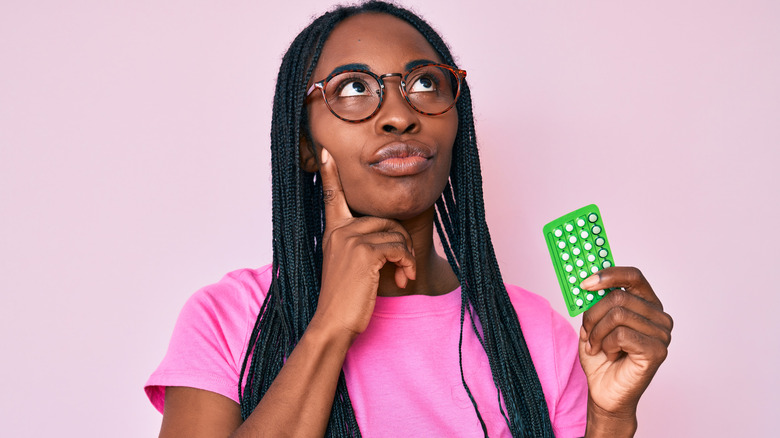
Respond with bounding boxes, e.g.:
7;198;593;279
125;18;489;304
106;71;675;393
306;63;467;123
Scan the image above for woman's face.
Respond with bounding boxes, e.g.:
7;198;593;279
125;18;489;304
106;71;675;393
305;13;458;221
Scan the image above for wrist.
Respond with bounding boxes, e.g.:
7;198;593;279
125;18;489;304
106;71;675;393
584;396;638;438
306;314;358;353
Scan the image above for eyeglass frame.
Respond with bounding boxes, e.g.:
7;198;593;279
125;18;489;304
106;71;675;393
305;63;468;123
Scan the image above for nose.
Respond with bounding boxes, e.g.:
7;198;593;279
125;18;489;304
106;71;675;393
374;75;420;135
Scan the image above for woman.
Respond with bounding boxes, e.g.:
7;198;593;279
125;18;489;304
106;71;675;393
146;2;673;437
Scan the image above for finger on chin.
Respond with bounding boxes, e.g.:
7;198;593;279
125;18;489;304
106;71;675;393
319;148;352;221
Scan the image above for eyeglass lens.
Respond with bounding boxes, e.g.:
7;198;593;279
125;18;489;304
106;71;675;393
323;65;459;121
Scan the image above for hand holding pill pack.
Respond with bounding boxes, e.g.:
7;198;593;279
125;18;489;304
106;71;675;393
543;204;615;317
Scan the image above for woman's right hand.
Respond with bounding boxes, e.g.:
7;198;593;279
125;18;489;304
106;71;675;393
310;147;417;340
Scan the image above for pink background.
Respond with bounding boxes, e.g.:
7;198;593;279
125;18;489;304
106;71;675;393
1;1;778;436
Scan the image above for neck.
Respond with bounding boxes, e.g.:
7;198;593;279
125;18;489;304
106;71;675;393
376;206;460;297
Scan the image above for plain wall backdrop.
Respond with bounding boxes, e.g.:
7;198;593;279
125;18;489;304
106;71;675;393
1;1;778;436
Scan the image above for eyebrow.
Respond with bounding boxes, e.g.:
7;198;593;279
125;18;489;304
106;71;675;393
326;59;441;77
327;63;371;77
405;59;439;71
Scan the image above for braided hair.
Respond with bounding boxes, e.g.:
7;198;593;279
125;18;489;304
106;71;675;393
238;2;555;436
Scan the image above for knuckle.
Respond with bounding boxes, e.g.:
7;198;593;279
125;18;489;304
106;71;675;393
596;268;613;284
608;288;630;307
322;188;337;204
608;306;630;325
581;310;595;327
614;326;631;344
665;312;675;331
383;240;406;251
354;243;371;256
626;266;645;284
662;330;672;346
651;344;669;362
387;231;406;243
346;234;366;250
329;226;348;241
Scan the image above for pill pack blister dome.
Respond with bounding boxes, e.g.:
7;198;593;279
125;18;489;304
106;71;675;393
543;204;615;317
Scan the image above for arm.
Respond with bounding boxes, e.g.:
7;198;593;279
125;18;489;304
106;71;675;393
229;318;356;437
159;320;354;438
578;267;674;438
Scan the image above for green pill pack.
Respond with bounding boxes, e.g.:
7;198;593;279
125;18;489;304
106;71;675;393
543;204;615;317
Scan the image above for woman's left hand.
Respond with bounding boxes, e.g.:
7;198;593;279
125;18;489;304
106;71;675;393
578;266;673;435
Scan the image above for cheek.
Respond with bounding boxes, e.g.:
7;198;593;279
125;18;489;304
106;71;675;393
437;113;458;168
309;125;366;168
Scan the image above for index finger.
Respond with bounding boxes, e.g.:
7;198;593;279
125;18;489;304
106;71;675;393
319;148;353;222
579;266;663;310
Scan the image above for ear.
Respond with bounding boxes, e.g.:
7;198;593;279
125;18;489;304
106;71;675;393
298;132;320;173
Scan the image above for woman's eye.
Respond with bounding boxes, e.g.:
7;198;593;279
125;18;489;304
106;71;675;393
408;75;437;93
337;79;372;97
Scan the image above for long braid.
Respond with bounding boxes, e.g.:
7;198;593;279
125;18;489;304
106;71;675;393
238;8;362;435
386;4;555;435
239;2;555;437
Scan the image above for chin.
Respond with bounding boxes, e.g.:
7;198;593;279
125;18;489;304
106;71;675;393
343;179;446;222
354;200;436;222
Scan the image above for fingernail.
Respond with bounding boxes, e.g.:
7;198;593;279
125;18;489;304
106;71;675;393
320;148;330;164
580;274;598;290
586;341;593;355
579;326;588;341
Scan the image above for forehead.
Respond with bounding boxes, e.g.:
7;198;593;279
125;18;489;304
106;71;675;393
314;13;442;77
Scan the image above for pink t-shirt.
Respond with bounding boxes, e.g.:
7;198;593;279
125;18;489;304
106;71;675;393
146;265;587;437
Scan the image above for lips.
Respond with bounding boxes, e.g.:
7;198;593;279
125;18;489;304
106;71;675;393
368;141;435;177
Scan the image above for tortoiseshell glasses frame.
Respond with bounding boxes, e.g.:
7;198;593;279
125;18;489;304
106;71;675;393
306;63;467;123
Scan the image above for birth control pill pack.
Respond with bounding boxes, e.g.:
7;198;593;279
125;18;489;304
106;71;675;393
543;204;615;317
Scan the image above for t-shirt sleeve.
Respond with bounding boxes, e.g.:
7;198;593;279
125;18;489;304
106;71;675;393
506;285;587;437
548;305;588;438
144;267;270;413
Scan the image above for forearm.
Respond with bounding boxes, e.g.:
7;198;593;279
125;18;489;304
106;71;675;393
583;396;637;438
231;318;354;438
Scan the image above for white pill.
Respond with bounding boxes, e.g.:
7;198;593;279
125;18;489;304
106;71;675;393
602;260;612;268
576;299;584;306
565;264;573;272
565;224;574;232
599;249;608;257
598;289;605;296
580;231;589;239
569;236;577;244
588;213;598;222
592;225;602;234
572;287;580;295
577;219;585;227
595;237;605;246
591;266;598;273
586;293;594;301
558;241;566;249
554;229;562;237
569;276;577;284
579;271;588;278
576;259;584;267
573;248;581;255
584;242;593;250
587;254;596;262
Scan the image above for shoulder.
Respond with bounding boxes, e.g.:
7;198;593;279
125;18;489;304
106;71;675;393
145;264;274;413
503;284;568;333
173;265;273;343
183;264;274;320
